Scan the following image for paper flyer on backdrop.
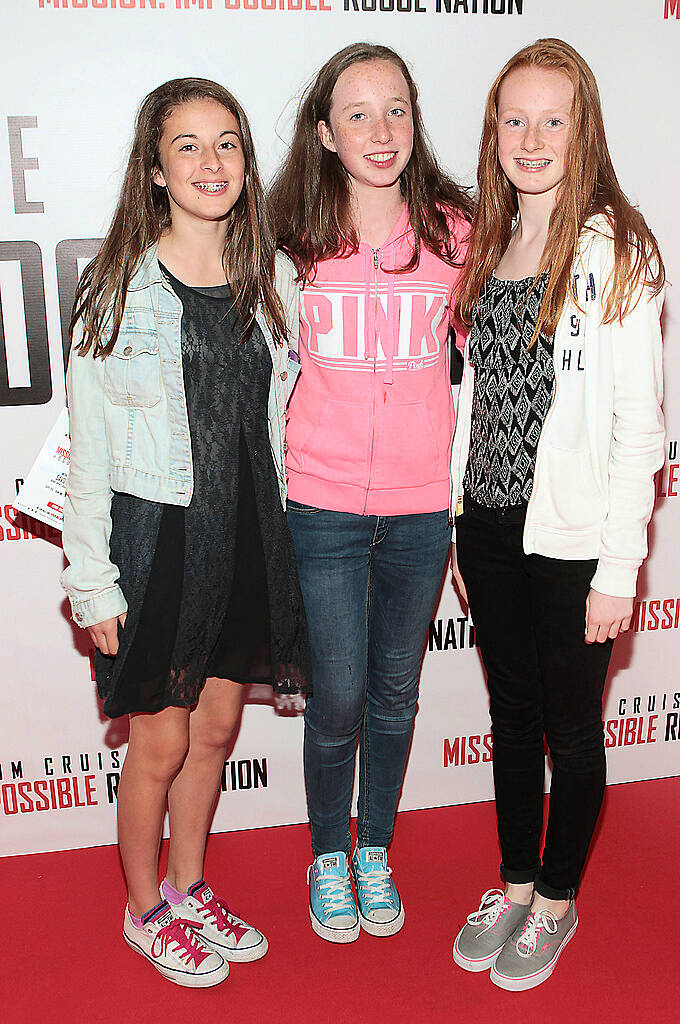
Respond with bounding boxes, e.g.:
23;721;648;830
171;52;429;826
14;408;69;531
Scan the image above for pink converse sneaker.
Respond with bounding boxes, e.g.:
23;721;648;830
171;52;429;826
122;900;228;987
161;879;268;963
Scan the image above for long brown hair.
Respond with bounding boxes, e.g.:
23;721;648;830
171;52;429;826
456;38;665;341
72;78;287;357
269;43;473;284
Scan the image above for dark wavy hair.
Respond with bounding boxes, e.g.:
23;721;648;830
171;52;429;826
269;42;473;283
72;77;287;357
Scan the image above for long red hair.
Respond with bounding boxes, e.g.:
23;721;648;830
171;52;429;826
456;38;664;342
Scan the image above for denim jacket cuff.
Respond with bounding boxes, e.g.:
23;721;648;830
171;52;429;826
69;585;128;628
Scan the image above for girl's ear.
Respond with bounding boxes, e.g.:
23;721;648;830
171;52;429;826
317;120;337;154
151;165;167;188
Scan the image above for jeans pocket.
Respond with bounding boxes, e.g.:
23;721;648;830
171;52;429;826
286;499;322;515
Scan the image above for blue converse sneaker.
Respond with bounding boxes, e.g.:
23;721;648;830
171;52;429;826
351;846;405;937
307;852;360;943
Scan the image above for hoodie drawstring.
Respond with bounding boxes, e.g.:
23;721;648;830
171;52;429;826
364;247;375;362
383;248;396;391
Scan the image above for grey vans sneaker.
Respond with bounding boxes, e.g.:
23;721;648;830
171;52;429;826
490;899;578;991
453;889;531;972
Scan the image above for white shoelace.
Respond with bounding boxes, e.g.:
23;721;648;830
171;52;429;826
318;873;354;914
354;865;395;909
516;910;558;958
466;889;507;935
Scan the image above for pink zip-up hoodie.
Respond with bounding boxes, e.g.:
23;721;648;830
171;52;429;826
286;206;467;516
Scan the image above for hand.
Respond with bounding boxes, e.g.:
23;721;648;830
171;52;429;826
585;590;633;644
87;613;127;656
450;545;468;607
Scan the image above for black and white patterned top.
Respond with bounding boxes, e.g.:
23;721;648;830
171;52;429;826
463;272;555;508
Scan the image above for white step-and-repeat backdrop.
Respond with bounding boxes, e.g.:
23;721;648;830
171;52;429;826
1;0;679;856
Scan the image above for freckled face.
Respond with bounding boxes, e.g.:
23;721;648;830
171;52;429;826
496;66;574;202
152;98;246;225
318;59;414;198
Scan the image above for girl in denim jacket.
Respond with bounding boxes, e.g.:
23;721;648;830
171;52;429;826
62;78;310;987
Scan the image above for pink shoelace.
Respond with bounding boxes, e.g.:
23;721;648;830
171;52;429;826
198;895;249;944
151;918;212;967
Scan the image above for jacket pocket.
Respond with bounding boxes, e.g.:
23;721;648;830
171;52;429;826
104;334;162;409
537;447;604;533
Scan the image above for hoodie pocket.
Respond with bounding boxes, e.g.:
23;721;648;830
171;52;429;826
372;401;442;489
286;399;371;484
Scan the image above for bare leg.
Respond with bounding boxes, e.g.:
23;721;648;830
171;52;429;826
117;705;190;918
506;883;569;918
531;893;570;919
505;882;533;905
165;677;245;892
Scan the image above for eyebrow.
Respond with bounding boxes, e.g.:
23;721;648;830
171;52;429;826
498;107;571;117
340;95;410;113
169;129;241;144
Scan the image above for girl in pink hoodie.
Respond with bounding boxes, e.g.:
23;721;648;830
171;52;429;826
270;42;471;943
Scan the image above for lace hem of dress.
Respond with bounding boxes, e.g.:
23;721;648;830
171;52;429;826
272;661;312;696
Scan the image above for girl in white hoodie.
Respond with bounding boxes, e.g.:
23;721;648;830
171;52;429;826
450;39;664;991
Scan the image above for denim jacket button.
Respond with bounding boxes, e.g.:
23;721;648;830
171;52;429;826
123;345;133;356
280;371;288;381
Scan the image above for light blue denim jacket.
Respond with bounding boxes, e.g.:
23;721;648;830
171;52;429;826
61;247;300;627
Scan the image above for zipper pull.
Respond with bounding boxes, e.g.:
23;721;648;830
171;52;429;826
373;249;379;271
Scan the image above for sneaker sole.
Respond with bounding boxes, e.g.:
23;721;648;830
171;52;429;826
358;902;405;937
123;929;230;987
452;935;502;972
489;916;578;992
309;906;360;943
202;933;269;963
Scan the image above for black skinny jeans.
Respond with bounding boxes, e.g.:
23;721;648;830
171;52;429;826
456;499;613;900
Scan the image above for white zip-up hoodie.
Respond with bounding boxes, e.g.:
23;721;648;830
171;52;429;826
450;216;665;598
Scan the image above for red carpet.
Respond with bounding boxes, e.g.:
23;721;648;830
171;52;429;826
4;777;677;1024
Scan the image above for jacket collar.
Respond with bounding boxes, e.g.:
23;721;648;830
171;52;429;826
127;244;165;292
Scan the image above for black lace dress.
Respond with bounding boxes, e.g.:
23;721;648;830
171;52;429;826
94;269;311;718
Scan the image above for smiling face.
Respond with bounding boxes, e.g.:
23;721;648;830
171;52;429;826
496;65;574;205
152;98;246;226
317;59;414;201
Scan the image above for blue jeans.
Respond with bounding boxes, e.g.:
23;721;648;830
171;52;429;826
287;503;451;857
